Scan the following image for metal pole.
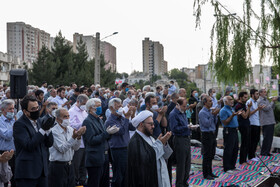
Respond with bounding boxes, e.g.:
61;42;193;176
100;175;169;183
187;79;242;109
95;32;100;85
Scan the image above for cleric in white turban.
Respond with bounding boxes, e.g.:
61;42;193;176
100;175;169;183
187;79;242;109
128;110;172;187
131;110;153;128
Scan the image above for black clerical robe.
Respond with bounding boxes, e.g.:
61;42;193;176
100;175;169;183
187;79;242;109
127;132;158;187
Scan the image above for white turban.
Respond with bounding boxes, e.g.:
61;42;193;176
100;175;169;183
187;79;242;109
132;110;153;128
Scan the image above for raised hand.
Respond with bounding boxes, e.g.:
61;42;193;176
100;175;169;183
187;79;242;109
41;117;55;131
158;132;172;145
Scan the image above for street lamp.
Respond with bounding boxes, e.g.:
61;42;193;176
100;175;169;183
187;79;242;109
94;32;118;85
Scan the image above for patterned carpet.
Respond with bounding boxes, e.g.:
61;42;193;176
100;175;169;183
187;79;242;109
170;146;280;187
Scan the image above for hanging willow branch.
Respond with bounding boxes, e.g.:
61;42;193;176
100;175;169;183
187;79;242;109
193;0;280;84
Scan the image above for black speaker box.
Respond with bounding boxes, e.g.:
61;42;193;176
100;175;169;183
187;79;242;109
10;69;28;99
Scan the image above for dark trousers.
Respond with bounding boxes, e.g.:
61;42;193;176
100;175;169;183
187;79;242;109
174;136;191;187
191;118;201;141
48;161;75;187
16;173;47;187
261;124;275;155
87;166;103;187
100;153;110;187
72;148;87;185
201;131;216;177
223;128;238;172
167;135;175;186
111;148;128;187
238;124;250;164
248;125;261;159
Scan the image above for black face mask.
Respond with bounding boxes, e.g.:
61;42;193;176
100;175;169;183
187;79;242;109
28;110;40;120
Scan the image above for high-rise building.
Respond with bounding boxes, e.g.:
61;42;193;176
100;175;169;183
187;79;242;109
73;33;116;72
7;22;51;64
142;37;166;77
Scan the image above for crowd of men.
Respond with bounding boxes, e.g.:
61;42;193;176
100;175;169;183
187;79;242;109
0;81;278;187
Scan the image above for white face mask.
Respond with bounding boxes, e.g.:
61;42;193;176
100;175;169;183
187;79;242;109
151;105;159;111
51;110;56;117
213;93;216;97
61;119;70;127
132;95;136;99
80;105;86;111
116;107;123;116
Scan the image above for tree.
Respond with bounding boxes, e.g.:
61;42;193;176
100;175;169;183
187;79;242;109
29;46;57;85
51;31;75;85
193;0;280;85
169;68;188;81
73;37;93;86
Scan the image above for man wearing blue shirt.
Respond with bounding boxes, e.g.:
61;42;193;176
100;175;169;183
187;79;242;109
169;98;191;187
199;96;219;180
219;96;242;173
145;95;167;139
0;99;16;187
168;81;176;95
105;98;135;187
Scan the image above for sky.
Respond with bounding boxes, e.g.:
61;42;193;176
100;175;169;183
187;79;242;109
0;0;269;74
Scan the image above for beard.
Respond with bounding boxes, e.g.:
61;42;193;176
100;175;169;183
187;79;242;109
143;125;153;137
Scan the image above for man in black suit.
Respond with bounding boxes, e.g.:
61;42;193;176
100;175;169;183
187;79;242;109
82;98;119;187
13;95;54;187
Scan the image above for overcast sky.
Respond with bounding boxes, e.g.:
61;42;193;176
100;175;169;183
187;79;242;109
0;0;270;74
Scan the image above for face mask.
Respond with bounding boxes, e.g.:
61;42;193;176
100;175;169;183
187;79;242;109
95;106;102;115
194;93;199;98
229;92;233;96
125;88;129;92
116;107;123;116
28;110;40;120
80;105;86;111
51;110;56;117
132;95;136;99
104;94;108;99
213;93;216;97
6;112;14;119
151;105;159;111
61;119;70;127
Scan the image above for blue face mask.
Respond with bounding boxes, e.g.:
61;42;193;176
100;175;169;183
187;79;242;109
95;106;102;115
125;88;129;92
6;112;14;119
229;92;233;96
194;92;199;98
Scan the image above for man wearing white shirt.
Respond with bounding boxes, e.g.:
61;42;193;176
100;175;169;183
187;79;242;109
247;89;265;161
51;87;71;109
49;108;86;187
39;81;48;95
123;90;134;107
123;98;138;138
69;94;88;186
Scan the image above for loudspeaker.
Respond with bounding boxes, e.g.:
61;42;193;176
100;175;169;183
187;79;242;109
10;69;28;99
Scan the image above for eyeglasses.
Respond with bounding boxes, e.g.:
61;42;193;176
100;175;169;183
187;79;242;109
52;108;57;110
29;106;41;112
143;122;154;126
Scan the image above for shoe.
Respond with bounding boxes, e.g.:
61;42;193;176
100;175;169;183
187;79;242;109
204;175;215;180
214;155;222;161
226;170;234;174
210;173;219;178
250;157;259;162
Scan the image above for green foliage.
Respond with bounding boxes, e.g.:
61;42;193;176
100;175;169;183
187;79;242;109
29;31;119;87
193;0;280;84
274;122;280;137
169;68;188;80
168;68;200;97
